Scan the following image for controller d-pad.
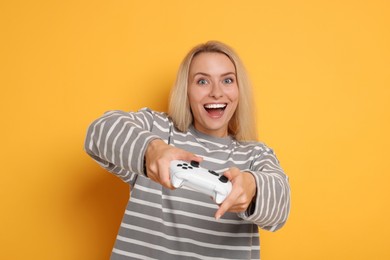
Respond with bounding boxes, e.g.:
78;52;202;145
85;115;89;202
219;175;229;183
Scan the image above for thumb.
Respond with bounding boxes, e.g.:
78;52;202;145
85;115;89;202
223;169;233;181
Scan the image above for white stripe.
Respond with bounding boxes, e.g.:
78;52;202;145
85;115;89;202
129;130;145;171
119;127;135;170
133;185;218;209
173;135;264;156
134;110;151;130
163;194;218;209
111;122;128;163
201;155;256;166
131;197;247;225
88;111;114;150
104;116;128;160
195;137;232;148
133;183;162;195
112;248;158;260
96;121;106;158
133;132;158;172
153;111;170;122
154;121;170;133
173;129;266;150
120;223;252;251
125;210;255;237
134;116;146;129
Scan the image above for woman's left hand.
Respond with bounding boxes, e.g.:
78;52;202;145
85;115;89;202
214;167;256;220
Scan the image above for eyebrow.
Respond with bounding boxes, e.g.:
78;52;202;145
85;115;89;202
192;72;236;77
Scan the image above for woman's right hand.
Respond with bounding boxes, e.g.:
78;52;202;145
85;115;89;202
145;139;203;189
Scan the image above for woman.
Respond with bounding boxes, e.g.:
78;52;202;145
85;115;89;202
85;41;290;260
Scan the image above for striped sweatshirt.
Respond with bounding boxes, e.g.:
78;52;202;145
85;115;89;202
84;108;290;260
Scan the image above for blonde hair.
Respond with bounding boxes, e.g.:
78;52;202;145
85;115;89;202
168;41;258;141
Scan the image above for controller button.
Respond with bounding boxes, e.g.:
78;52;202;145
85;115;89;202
182;167;188;169
190;161;199;168
219;175;229;183
209;170;219;176
177;164;182;167
188;166;193;169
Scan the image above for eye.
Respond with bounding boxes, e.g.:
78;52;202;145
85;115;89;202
197;79;208;85
223;78;234;84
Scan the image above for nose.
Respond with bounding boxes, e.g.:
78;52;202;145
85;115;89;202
209;82;224;98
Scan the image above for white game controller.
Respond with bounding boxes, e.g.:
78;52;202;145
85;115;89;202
170;160;232;204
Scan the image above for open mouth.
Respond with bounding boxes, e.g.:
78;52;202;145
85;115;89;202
204;103;227;117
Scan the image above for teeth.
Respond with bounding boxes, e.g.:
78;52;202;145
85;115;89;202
204;103;227;109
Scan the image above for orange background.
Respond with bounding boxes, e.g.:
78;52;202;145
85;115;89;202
1;1;389;259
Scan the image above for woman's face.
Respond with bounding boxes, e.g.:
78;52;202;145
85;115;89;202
187;52;239;138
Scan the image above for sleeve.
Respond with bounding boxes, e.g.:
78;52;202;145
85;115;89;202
84;108;164;185
238;145;291;232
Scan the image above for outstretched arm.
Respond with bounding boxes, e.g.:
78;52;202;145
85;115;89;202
84;110;161;180
84;109;202;188
216;147;290;232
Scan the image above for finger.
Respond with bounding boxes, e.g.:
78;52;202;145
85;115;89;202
214;195;234;220
215;169;246;219
214;185;241;220
146;166;157;183
223;167;240;181
223;170;233;181
151;160;172;189
214;170;234;219
159;165;175;190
